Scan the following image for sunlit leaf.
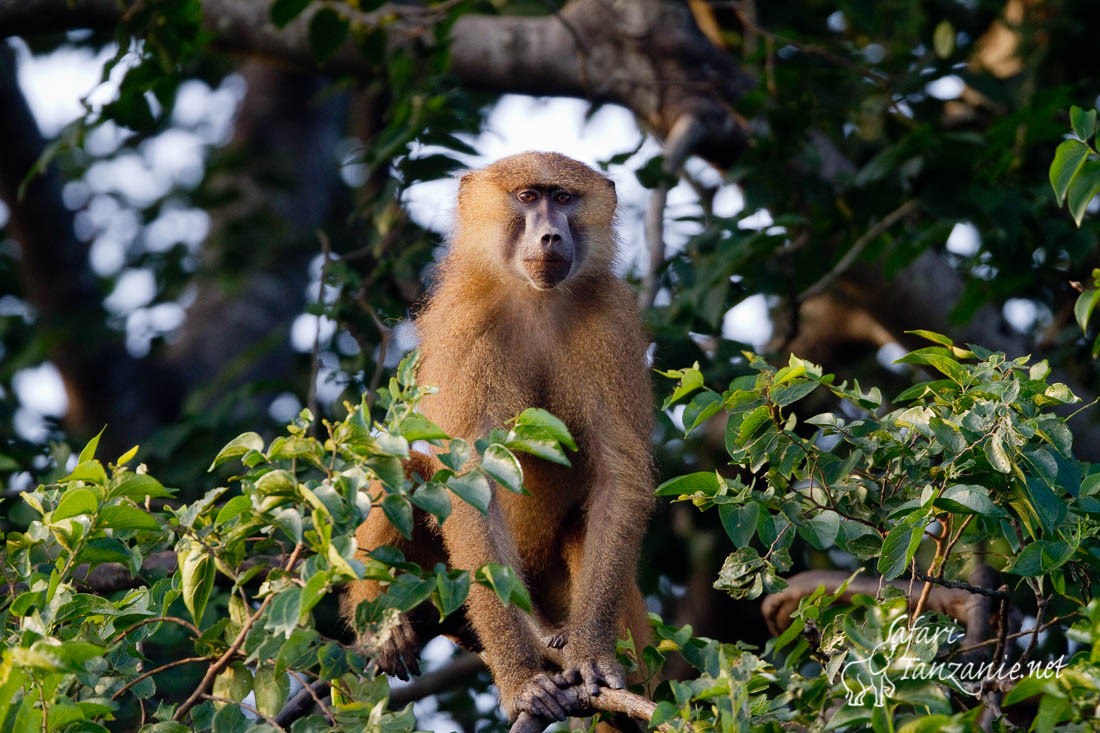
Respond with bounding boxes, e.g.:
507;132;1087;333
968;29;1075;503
1049;138;1090;203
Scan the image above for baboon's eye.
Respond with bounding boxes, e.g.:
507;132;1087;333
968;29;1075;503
516;190;538;204
553;190;574;205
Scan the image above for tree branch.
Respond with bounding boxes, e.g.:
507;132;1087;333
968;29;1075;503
0;0;752;169
509;686;658;733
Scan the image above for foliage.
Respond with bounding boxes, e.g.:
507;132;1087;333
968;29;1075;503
0;355;575;732
657;333;1100;730
1049;106;1100;228
5;337;1100;730
3;1;1100;732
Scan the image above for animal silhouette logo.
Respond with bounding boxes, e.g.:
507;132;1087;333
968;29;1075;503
841;650;897;707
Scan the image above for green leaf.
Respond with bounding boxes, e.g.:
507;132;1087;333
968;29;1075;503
984;433;1012;474
798;509;841;550
267;588;304;638
99;504;160;532
308;8;350;62
933;484;1004;516
1066;159;1100;227
770;379;820;407
504;437;571;466
713;546;766;600
906;329;955;347
272;507;304;544
655;471;721;497
894;347;967;384
928;417;966;455
512;408;577;451
1070;105;1098;141
447;472;491;515
1022;476;1065;535
63;460;108;485
215;495;252;526
1075;288;1100;333
75;537;132;566
475;564;532;613
1049;138;1090;204
718;502;758;546
481;444;524;493
682;390;723;436
381;493;414;540
434;568;470;618
252;666;289;719
878;511;927;580
53;487;98;520
78;427;105;464
213;662;252;704
384;573;435;612
1009;540;1075;576
662;365;705;409
115;444;139;466
398;413;449;442
270;0;310;27
738;404;772;443
1002;673;1057;706
209;432;265;470
368;455;405;490
178;540;215;626
109;472;173;500
410;482;451;524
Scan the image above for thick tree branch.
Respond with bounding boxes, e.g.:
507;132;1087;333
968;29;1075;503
0;0;752;169
761;566;1018;663
450;0;750;165
509;686;657;733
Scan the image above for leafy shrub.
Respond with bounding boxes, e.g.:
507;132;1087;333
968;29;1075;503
0;355;570;732
4;336;1099;732
656;332;1100;730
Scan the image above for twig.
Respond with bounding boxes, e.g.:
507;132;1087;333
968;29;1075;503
798;198;919;302
110;615;201;645
111;656;207;701
276;678;333;727
361;302;393;409
912;517;950;621
912;571;1008;600
308;229;333;432
639;113;705;309
174;543;303;721
1022;594;1050;664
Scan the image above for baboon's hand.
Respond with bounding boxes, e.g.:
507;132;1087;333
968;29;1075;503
358;611;420;680
511;672;574;721
561;652;625;696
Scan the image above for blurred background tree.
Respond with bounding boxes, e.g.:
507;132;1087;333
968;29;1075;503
1;0;1098;726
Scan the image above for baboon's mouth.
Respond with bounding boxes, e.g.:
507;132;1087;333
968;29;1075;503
523;257;572;288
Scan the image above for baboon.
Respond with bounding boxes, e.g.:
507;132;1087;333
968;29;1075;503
342;152;654;723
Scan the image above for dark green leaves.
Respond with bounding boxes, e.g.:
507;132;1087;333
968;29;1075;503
878;511;928;580
270;0;310;27
1050;105;1100;227
447;472;491;515
475;564;532;613
933;484;1003;516
308;8;350;62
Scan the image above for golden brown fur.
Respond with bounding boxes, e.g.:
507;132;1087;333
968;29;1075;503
342;152;654;723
